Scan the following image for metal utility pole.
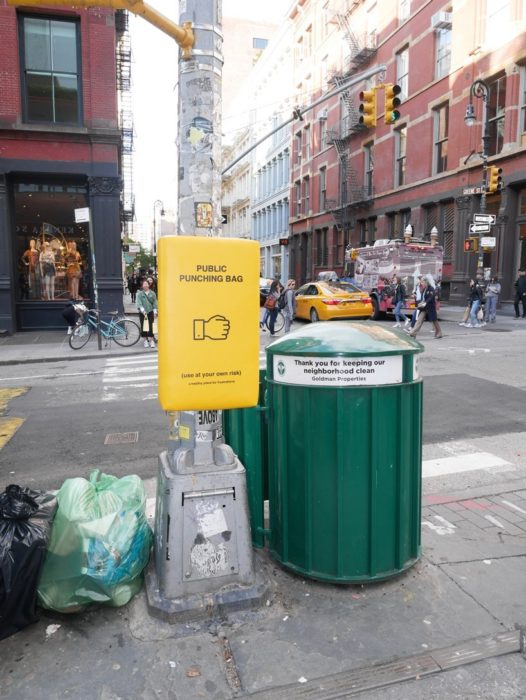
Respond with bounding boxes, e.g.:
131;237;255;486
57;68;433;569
465;79;490;275
177;0;223;237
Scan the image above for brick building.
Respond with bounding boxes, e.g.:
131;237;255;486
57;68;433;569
0;2;124;332
289;0;526;304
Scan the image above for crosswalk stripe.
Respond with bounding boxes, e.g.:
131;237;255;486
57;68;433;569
103;374;157;383
106;356;158;366
422;452;511;479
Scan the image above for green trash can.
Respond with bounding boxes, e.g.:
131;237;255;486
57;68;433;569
223;368;268;548
266;321;423;583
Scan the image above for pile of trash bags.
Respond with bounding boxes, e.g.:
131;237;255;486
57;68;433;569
0;485;57;640
0;470;152;639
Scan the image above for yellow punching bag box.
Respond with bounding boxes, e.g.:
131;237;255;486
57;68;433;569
158;236;260;411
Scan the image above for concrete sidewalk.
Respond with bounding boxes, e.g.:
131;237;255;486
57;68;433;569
1;300;523;366
1;481;526;699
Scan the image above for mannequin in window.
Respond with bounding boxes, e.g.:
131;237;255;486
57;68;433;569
39;242;56;300
22;238;40;297
65;241;82;300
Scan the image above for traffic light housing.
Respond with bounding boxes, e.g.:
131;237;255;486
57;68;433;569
359;89;377;128
464;237;478;252
487;165;503;194
384;84;402;124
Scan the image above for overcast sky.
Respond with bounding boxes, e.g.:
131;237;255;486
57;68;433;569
130;0;286;228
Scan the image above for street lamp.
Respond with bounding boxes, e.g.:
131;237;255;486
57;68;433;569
464;79;490;273
152;199;165;272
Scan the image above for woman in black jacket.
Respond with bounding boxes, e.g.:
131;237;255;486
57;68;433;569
408;278;443;338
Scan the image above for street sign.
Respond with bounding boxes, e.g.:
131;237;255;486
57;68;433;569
463;186;484;195
480;236;496;249
469;223;491;234
474;213;496;224
128;245;140;253
220;214;228;224
74;207;90;223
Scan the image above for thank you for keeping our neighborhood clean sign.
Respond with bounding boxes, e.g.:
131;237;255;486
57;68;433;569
157;235;260;411
273;355;403;387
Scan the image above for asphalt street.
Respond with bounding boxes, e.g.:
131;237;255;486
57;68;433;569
1;312;526;699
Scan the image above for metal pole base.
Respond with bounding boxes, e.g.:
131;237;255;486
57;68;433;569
145;562;269;624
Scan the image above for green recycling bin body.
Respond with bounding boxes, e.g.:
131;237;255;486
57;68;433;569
266;321;423;583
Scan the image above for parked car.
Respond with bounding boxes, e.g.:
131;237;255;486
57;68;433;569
295;281;372;322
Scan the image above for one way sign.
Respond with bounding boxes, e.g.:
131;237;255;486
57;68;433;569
474;213;496;224
469;223;491;234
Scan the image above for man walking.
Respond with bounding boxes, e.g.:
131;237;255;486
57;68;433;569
513;270;526;318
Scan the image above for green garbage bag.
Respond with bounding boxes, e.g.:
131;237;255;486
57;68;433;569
37;470;152;612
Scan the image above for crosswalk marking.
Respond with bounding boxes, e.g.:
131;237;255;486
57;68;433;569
422;452;511;479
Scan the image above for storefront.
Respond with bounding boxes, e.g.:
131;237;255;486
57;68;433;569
0;173;123;333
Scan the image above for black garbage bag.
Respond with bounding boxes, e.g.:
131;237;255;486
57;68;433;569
0;485;57;640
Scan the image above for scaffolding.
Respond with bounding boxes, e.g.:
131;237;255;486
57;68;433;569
116;9;135;238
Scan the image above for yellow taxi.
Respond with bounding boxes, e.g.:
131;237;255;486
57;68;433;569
295;281;372;322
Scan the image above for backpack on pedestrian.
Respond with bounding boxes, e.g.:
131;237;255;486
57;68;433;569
277;292;287;310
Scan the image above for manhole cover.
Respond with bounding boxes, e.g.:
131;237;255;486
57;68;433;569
104;431;139;445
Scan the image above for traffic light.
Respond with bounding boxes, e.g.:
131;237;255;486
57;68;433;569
487;165;503;194
384;84;402;124
464;237;478;252
359;89;377;128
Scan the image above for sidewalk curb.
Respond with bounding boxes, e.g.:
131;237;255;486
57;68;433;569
0;346;148;367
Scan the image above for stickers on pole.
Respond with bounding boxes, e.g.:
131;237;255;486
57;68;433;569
157;236;260;410
272;354;403;387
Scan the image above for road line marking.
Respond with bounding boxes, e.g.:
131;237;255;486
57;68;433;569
105;356;158;366
0;417;25;450
142;393;158;400
484;515;505;528
422;518;456;535
104;367;158;375
422;452;510;479
501;499;526;515
433;515;457;530
0;370;104;382
104;382;157;389
103;374;157;383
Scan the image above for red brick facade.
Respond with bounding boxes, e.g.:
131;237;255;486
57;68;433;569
0;2;122;332
288;0;526;304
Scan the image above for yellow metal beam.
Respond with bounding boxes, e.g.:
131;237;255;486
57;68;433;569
6;0;194;56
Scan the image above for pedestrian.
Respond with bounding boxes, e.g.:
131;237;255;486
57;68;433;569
146;275;157;294
484;276;501;323
409;276;425;329
407;275;443;338
513;269;526;318
136;279;158;348
465;278;485;328
127;272;139;303
282;279;297;333
392;276;409;328
264;278;283;336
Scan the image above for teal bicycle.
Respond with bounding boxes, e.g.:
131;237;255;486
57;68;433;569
69;303;141;350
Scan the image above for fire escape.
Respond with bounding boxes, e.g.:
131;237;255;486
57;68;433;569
325;8;377;230
116;10;135;238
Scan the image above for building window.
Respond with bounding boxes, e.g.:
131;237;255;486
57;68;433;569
19;15;81;125
295;131;302;165
14;181;90;302
399;0;410;22
487;75;506;155
434;104;448;174
340;155;348;205
321;2;330;40
253;37;268;49
442;200;454;261
320;117;328;149
486;0;511;37
336;228;344;264
367;217;377;244
319;167;327;211
364;142;374;196
316;228;328;266
295;181;301;217
304;125;310;161
366;2;378;47
302;176;310;215
396;47;409;100
435;27;451;79
521;67;526;145
395;127;407;187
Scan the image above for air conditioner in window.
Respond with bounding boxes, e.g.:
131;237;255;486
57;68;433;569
317;108;328;120
431;11;452;29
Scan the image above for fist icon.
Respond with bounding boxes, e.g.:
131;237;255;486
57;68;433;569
194;315;230;340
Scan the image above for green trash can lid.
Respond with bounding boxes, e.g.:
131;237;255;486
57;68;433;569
266;321;423;357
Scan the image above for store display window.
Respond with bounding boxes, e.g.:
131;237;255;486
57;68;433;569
14;181;91;302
